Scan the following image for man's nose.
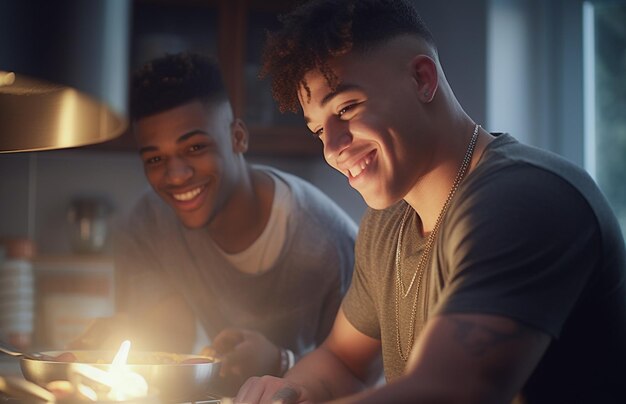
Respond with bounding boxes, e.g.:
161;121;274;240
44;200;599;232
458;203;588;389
323;120;352;163
165;157;193;185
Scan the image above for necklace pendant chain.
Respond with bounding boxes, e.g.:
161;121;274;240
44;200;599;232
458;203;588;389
395;124;480;361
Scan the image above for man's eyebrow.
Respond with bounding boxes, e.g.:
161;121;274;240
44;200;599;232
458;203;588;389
177;130;211;143
304;83;361;124
321;83;360;107
139;130;211;154
139;145;157;154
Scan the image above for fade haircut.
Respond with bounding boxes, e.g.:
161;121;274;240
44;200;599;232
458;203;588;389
261;0;437;113
130;52;228;120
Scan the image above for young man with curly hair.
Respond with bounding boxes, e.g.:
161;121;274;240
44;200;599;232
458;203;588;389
71;52;357;395
234;0;626;403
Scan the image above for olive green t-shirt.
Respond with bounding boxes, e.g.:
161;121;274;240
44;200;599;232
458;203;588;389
342;134;626;402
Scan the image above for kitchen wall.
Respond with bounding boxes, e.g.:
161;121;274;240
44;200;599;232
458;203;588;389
487;0;585;164
0;150;364;255
0;0;583;255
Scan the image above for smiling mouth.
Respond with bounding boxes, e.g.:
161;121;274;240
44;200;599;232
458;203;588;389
172;186;204;201
348;151;375;178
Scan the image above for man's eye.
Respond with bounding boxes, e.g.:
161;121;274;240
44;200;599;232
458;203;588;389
145;156;162;165
338;103;356;117
189;144;207;153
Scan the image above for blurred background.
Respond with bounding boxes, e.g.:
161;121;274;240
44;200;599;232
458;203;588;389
2;0;626;250
0;0;624;348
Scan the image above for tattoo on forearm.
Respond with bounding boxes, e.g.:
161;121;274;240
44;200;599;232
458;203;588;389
271;387;299;403
451;318;529;357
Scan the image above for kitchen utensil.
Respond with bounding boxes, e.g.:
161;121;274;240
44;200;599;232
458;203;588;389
19;350;220;402
0;340;55;361
67;197;113;254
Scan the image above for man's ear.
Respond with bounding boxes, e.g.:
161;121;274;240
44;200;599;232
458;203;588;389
410;55;438;103
231;118;249;153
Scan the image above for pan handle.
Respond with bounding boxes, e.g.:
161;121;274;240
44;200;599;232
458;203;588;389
0;340;53;361
0;340;23;357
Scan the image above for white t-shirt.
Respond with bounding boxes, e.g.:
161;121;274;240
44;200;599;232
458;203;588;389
117;166;357;356
218;171;291;274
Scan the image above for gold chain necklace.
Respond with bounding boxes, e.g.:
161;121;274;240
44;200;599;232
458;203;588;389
395;124;480;362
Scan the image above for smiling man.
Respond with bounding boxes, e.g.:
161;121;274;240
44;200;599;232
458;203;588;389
233;0;626;403
71;52;357;396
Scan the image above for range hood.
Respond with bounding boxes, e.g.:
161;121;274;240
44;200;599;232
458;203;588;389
0;0;131;153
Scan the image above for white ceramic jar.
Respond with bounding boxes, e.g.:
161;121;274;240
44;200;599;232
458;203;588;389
0;238;35;350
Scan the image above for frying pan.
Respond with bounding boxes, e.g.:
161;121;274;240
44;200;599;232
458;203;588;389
18;350;221;402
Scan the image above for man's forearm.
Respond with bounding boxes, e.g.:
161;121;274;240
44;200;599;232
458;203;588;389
284;346;369;402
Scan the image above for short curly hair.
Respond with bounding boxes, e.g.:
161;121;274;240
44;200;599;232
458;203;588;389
261;0;436;113
130;52;228;120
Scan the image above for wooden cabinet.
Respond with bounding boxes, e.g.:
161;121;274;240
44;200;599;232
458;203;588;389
95;0;321;157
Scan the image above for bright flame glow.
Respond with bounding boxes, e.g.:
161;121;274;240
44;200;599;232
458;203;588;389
111;340;131;369
70;340;149;401
107;340;149;401
76;383;98;402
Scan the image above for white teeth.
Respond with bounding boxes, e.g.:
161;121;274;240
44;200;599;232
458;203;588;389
173;187;202;201
349;166;363;178
348;154;372;178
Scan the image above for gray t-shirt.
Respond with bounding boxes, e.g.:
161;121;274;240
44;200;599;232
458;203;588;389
343;133;626;402
115;167;357;357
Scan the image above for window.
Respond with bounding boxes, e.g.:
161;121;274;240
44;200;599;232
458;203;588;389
584;1;626;234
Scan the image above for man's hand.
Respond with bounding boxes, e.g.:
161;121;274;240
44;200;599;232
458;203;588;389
205;328;282;384
226;309;381;402
234;375;313;404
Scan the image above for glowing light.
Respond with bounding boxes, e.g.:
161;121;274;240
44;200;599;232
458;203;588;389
111;340;131;369
57;89;80;147
70;340;149;401
76;383;98;401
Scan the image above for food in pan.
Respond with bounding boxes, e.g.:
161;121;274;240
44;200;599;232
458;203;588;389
45;351;213;365
50;352;78;362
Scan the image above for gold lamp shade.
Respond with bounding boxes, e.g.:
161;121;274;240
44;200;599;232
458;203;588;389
0;73;126;153
0;0;130;153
